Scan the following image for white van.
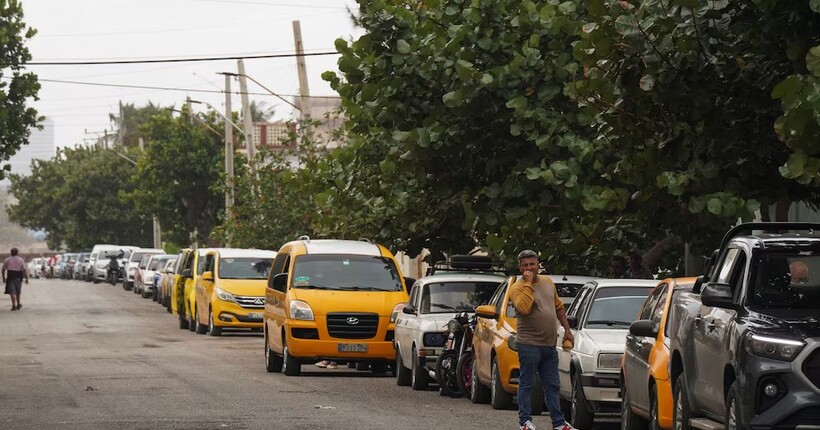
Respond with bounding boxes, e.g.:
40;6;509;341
89;244;138;283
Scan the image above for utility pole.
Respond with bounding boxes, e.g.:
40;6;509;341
186;97;193;125
224;74;235;245
292;20;312;121
118;101;125;146
237;60;255;172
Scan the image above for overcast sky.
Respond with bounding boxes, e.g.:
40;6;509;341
22;0;362;148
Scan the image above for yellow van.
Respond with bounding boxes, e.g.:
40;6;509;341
172;247;213;331
193;248;277;336
263;237;410;376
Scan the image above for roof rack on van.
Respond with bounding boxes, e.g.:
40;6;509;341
358;237;372;243
298;235;310;243
426;254;508;276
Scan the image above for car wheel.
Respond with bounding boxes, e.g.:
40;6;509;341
725;382;740;430
282;336;301;376
570;372;594;429
187;306;196;332
395;348;411;386
673;374;692;430
436;350;462;398
123;281;131;291
456;351;473;396
371;361;389;374
621;378;646;430
650;383;661;430
195;307;207;334
178;307;190;330
470;354;491;404
410;347;429;390
208;308;222;337
265;334;283;373
490;357;514;410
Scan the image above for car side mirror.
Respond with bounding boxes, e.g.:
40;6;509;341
402;304;417;315
475;304;498;319
567;315;578;329
629;319;659;337
701;283;736;309
201;271;214;281
181;268;192;278
270;273;288;292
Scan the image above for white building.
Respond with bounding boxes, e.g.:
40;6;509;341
292;96;345;149
2;118;56;187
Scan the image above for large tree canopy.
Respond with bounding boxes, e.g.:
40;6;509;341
8;147;151;250
0;0;40;171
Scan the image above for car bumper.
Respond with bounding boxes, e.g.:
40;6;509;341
286;320;396;361
580;372;622;402
213;301;264;329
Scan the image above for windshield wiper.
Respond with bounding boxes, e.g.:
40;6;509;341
430;303;458;311
295;284;331;290
336;286;385;291
586;320;632;327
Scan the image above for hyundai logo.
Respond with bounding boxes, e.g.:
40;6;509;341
346;317;359;325
254;298;264;305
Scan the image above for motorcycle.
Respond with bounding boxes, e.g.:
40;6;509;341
435;311;476;398
107;259;120;286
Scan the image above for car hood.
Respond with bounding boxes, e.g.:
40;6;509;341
289;289;407;317
416;313;467;331
579;328;630;353
217;279;267;296
746;308;820;339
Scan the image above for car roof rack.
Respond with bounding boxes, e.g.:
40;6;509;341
298;235;310;243
426;254;508;276
718;222;820;250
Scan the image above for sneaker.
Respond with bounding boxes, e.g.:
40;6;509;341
554;422;576;430
326;362;338;369
520;420;536;430
314;360;330;368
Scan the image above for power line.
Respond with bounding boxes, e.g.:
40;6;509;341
36;77;341;99
26;51;338;66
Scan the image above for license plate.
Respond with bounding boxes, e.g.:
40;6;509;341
248;313;262;319
337;343;368;353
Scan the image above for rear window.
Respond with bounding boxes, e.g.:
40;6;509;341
147;258;165;270
585;286;653;328
219;257;273;279
291;254;403;292
419;282;500;313
750;251;820;309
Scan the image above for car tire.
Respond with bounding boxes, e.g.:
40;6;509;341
456;351;473;396
470;355;491;404
570;372;594;429
187;306;196;332
673;374;692;430
123;281;131;291
396;348;412;386
265;334;283;373
208;308;222;337
650;383;661;430
410;347;429;390
282;336;301;376
436;350;462;398
725;382;740;430
490;357;514;410
621;378;646;430
178;308;189;330
195;307;207;334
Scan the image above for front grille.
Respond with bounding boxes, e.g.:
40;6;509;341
772;407;820;429
235;295;265;309
326;312;379;339
803;349;820;390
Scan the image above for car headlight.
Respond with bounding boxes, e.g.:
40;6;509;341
215;288;236;303
289;300;314;321
423;332;446;347
745;334;805;361
597;353;623;370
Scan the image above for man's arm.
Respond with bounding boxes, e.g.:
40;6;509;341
557;307;574;343
509;279;535;316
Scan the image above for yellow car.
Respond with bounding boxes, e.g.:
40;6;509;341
193;248;277;336
158;256;179;311
621;277;696;430
169;249;190;315
172;248;213;331
263;237;410;376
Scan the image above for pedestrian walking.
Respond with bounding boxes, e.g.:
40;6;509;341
509;250;575;430
3;248;29;311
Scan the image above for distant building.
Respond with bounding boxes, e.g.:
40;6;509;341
292;96;345;149
237;121;297;155
2;118;56;187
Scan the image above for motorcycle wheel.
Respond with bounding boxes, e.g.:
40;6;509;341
456;351;473;397
436;350;462;398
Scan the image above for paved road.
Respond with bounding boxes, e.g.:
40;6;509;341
0;279;620;430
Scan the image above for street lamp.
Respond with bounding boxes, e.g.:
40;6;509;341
188;99;244;135
221;71;302;113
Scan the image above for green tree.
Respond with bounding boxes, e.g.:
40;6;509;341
7;147;152;250
0;0;40;173
108;102;166;148
130;109;226;245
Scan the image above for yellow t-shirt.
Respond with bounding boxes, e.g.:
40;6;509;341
510;275;565;347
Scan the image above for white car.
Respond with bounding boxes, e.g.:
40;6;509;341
124;248;163;291
394;256;506;391
557;279;657;428
28;258;43;278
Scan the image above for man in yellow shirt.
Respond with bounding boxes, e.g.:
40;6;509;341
510;250;575;430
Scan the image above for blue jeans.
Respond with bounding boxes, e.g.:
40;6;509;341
517;343;564;428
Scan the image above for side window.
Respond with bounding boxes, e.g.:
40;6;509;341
408;283;420;308
729;251;747;291
715;248;741;284
205;255;215;273
197;253;208;275
489;280;508;307
639;285;665;320
649;284;669;324
567;285;592;317
573;285;597;322
496;284;509;316
271;253;288;275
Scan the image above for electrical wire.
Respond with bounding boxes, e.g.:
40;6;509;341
25;51;338;66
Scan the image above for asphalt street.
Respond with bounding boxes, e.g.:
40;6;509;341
0;278;619;430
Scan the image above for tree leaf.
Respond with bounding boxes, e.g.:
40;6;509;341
771;75;801;99
526;167;542;180
614;15;640;36
707;198;724;215
807;45;820;77
811;0;820;13
639;74;656;91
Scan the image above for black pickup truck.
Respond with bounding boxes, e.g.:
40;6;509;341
668;222;820;430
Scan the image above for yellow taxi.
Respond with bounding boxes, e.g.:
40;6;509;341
171;248;213;331
193;248;277;336
263;237;410;376
169;248;190;315
621;277;696;430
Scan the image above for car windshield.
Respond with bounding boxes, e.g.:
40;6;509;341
555;282;585;298
749;250;820;308
291;254;403;291
131;252;149;263
419;282;500;313
147;258;165;270
585;286;653;328
219;257;273;279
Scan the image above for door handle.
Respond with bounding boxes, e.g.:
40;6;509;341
707;322;716;331
694;317;702;327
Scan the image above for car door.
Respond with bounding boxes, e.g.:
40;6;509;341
475;279;508;384
396;282;420;368
196;252;216;325
558;284;594;395
626;283;668;413
266;251;290;353
694;246;745;415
